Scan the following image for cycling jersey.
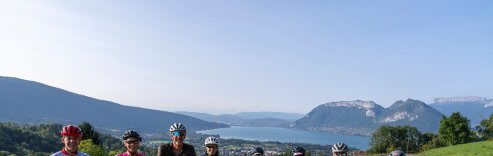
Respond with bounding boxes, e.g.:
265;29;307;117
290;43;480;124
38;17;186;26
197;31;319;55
51;149;89;156
157;143;196;156
116;151;145;156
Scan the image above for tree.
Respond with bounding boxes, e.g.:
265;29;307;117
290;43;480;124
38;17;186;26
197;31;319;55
369;125;422;153
79;122;101;145
420;133;444;151
79;139;107;156
108;151;120;156
438;112;472;145
476;113;493;140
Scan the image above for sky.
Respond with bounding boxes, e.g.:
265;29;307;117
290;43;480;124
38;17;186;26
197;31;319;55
0;0;492;114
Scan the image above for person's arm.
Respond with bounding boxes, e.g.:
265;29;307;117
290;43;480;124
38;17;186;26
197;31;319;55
157;145;163;156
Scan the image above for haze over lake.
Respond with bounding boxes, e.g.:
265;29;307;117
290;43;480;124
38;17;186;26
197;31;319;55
198;126;370;150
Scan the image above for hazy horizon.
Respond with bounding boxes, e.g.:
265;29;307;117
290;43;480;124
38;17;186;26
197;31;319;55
1;1;492;114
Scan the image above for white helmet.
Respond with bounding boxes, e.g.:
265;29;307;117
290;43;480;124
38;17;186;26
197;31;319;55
389;150;406;156
332;142;348;153
170;123;187;132
204;136;219;145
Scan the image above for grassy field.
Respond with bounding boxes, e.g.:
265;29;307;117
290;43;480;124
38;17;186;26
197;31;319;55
417;140;493;156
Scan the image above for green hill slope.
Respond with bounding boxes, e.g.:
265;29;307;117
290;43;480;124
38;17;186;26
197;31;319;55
419;140;493;156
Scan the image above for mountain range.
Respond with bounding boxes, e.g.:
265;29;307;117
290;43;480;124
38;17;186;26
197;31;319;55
429;96;493;126
0;76;228;133
290;99;444;136
2;76;491;137
175;111;303;127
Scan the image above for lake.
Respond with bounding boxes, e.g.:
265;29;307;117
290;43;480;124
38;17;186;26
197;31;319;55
197;126;370;150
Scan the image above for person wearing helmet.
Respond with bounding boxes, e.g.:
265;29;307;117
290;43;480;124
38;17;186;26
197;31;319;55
252;147;264;156
292;147;305;156
157;123;196;156
51;125;89;156
332;142;348;156
204;137;219;156
117;130;144;156
389;150;406;156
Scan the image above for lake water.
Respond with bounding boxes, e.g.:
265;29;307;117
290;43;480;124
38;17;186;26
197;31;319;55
197;126;370;150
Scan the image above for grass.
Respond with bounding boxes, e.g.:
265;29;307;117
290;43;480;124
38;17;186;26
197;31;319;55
417;140;493;156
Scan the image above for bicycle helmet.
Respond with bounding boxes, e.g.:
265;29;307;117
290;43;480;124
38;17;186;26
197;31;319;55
253;147;264;155
389;150;406;156
205;136;219;145
170;123;187;132
122;130;142;142
61;125;83;138
332;142;348;153
292;147;305;155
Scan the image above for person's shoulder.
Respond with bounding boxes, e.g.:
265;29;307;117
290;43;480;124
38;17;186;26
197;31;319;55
115;152;126;156
50;151;63;156
160;142;173;148
78;151;90;156
184;143;195;147
158;143;173;151
184;143;196;149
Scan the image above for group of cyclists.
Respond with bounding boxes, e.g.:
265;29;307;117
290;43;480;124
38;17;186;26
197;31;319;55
51;123;406;156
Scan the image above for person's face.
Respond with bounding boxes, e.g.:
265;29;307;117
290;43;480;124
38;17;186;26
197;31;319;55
170;131;186;144
206;144;218;155
124;137;140;153
61;136;81;152
332;152;347;156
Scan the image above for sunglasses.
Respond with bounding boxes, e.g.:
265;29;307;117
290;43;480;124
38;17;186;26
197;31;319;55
172;131;186;137
126;140;139;144
206;145;218;148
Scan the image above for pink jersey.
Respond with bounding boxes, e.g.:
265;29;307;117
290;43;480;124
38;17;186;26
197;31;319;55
116;152;144;156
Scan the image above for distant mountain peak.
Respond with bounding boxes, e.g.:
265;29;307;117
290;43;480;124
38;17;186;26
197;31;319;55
323;100;380;117
0;76;229;132
294;99;443;136
433;96;488;104
389;99;427;109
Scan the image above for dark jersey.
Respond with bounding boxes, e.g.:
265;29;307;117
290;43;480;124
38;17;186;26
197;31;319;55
203;152;219;156
157;143;196;156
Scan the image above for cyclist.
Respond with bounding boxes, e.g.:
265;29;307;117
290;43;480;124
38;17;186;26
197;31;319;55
292;147;305;156
332;142;348;156
157;123;196;156
117;130;144;156
51;125;89;156
204;137;219;156
389;150;406;156
252;147;264;156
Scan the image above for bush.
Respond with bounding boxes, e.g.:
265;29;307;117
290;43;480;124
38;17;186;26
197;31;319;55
369;125;422;153
79;139;107;156
476;113;493;140
438;112;473;146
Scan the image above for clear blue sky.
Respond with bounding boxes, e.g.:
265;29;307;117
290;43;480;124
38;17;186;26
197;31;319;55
1;0;492;114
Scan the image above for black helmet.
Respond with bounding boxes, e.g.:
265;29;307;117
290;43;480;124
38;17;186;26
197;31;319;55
122;130;142;142
292;147;305;155
252;147;264;155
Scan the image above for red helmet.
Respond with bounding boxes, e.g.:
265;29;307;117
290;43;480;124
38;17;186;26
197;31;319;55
61;125;83;138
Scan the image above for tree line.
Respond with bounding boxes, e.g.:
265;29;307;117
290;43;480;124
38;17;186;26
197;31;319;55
369;112;493;154
0;122;153;156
